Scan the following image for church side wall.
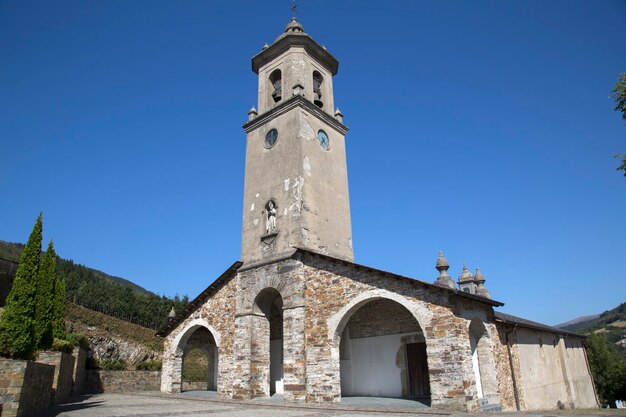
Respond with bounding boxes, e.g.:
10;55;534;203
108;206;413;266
493;324;598;411
561;337;598;408
161;277;237;398
301;255;495;411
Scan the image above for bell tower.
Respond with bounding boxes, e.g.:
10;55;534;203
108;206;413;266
241;18;353;265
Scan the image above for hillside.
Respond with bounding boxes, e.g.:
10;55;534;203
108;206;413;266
559;302;626;344
66;302;162;366
0;240;149;295
0;240;189;330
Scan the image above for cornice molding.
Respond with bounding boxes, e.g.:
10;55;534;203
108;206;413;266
242;95;349;135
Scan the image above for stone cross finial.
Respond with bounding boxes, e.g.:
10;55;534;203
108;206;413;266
248;106;258;121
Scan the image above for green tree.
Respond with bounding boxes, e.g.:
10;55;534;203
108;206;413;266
0;214;42;359
34;240;56;349
611;72;626;176
53;273;67;340
586;333;626;406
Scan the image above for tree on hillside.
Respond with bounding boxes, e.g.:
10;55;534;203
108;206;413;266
34;240;57;349
611;72;626;177
586;333;626;407
0;214;42;359
53;273;67;340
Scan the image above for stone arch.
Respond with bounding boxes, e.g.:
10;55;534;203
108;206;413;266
468;318;498;401
249;287;284;397
161;318;221;394
327;289;434;402
328;289;433;345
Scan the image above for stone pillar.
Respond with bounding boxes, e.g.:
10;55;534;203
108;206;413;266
249;314;270;398
230;314;253;399
71;347;87;395
282;305;306;401
160;344;182;394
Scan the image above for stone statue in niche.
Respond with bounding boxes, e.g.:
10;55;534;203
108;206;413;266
266;200;277;233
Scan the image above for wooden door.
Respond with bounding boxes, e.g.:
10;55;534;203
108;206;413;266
406;342;430;398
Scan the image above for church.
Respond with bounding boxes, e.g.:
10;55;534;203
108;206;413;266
158;18;598;412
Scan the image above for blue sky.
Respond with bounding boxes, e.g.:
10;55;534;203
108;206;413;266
1;1;624;325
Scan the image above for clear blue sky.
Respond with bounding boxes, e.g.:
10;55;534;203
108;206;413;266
1;1;624;325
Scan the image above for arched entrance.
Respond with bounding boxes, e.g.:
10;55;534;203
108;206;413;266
162;320;220;394
181;327;217;392
468;319;497;401
337;298;431;404
251;288;284;396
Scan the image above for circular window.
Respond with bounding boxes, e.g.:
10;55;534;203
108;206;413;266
317;129;330;150
265;129;278;149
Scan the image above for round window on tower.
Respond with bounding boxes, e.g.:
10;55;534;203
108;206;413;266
265;129;278;149
317;129;330;150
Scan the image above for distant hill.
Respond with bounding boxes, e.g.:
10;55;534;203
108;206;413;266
0;240;189;330
555;314;601;329
0;240;149;296
558;302;626;345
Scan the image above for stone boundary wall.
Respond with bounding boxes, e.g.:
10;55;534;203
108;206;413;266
182;381;209;391
0;358;54;417
37;351;75;404
72;347;87;395
85;370;161;393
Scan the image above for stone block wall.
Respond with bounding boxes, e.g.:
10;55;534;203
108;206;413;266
161;275;238;398
72;347;87;395
0;358;54;417
37;351;75;404
301;254;490;410
84;370;161;393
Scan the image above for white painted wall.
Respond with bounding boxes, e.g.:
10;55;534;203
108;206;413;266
341;334;403;397
270;339;283;394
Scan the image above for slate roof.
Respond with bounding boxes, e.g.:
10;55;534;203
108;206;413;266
494;311;584;337
156;248;505;338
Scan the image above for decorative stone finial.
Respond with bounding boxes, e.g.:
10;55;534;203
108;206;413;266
168;306;176;319
458;264;473;283
285;17;304;33
248;105;258;121
474;268;491;299
262;43;269;50
334;107;344;123
434;250;455;289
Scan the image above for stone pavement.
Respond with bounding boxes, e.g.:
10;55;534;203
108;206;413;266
33;392;626;417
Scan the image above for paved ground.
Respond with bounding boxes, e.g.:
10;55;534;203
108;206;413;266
34;392;626;417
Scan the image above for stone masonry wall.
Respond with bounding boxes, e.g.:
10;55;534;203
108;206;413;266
85;370;160;393
301;253;495;410
72;347;87;395
0;359;54;417
161;275;238;397
37;351;75;404
347;298;421;338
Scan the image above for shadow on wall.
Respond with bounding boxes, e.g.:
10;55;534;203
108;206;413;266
83;370;104;393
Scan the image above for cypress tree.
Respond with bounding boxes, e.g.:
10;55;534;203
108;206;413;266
0;214;42;359
34;240;56;349
53;274;67;340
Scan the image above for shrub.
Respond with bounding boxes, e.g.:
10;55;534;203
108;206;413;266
66;332;90;350
136;360;162;371
100;359;127;370
51;338;73;353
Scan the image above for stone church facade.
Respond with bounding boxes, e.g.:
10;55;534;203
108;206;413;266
158;18;598;412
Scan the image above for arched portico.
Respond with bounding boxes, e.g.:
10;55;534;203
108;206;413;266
327;290;434;404
161;318;221;394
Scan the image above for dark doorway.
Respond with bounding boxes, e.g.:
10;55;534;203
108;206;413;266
406;342;430;398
